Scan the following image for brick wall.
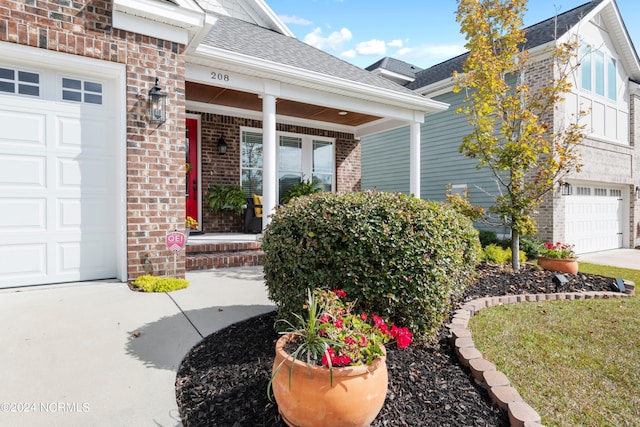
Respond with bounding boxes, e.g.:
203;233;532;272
0;1;187;279
192;112;361;232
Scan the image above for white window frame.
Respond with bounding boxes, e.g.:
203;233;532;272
240;127;335;201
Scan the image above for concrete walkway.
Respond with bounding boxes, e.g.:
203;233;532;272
0;266;274;427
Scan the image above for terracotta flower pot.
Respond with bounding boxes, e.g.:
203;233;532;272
271;334;388;427
537;256;579;274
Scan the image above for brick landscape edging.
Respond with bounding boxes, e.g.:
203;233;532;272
447;284;635;427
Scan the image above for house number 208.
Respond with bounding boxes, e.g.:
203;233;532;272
211;72;230;81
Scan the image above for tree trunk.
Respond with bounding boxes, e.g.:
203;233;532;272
511;230;520;270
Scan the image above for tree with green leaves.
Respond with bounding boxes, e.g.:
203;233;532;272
454;0;587;270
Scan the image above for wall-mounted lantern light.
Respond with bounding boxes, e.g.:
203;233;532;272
217;136;228;154
635;186;640;199
561;181;572;196
148;78;167;124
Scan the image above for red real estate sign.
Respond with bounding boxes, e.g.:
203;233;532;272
166;231;186;253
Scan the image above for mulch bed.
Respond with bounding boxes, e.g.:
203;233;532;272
175;263;616;426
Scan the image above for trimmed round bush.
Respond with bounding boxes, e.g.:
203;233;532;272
262;191;480;342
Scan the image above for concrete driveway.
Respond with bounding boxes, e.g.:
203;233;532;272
578;248;639;270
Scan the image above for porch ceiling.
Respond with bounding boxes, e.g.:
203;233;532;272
185;81;383;127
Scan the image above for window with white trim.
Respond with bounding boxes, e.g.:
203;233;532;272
240;129;334;202
0;67;40;97
580;43;616;102
62;77;103;105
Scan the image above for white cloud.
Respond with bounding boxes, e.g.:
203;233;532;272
279;15;312;26
387;39;403;47
303;27;352;52
396;47;412;56
355;39;386;56
341;49;356;58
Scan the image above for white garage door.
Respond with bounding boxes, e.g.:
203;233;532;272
565;186;623;254
0;63;117;288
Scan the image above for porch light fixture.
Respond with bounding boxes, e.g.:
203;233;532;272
217;136;228;154
635;186;640;199
148;78;167;124
561;181;572;196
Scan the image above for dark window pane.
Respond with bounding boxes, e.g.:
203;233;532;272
84;93;102;104
62;90;82;102
62;78;81;90
0;81;14;93
0;68;15;80
18;84;39;96
84;81;102;93
18;71;39;84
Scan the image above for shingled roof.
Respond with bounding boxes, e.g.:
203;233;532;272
201;13;424;97
405;0;604;91
366;57;423;79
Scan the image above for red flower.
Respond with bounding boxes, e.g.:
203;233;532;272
360;313;367;321
332;289;347;299
344;336;357;345
321;346;352;367
320;314;330;324
371;314;384;328
334;318;343;329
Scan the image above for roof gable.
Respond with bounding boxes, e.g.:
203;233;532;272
196;0;294;36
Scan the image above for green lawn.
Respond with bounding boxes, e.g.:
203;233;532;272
469;262;640;427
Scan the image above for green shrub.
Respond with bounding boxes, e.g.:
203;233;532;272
131;275;189;292
483;244;510;264
482;245;527;265
478;229;500;247
519;236;543;259
262;191;480;342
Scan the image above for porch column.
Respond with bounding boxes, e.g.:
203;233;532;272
409;121;421;198
261;83;279;230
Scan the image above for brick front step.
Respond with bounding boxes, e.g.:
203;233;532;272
186;242;263;270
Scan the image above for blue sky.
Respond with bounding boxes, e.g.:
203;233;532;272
266;0;640;69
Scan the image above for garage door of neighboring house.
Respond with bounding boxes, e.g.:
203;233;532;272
0;61;117;288
565;186;624;254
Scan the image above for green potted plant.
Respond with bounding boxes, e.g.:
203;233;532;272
537;241;578;274
281;178;323;204
206;184;247;215
268;288;412;427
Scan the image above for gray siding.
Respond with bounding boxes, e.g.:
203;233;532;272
421;91;500;209
362;90;501;212
361;126;410;193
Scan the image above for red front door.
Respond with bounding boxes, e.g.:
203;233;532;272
185;118;199;229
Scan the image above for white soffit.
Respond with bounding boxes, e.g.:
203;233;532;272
113;0;205;44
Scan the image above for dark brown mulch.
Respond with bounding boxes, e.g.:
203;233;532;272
175;264;617;427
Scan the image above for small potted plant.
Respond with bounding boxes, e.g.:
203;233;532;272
185;216;198;231
206;184;247;215
268;288;412;427
538;241;578;274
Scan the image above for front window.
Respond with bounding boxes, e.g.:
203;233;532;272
240;131;263;196
240;129;335;202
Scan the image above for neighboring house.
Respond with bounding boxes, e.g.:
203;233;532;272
363;0;640;254
0;0;446;287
